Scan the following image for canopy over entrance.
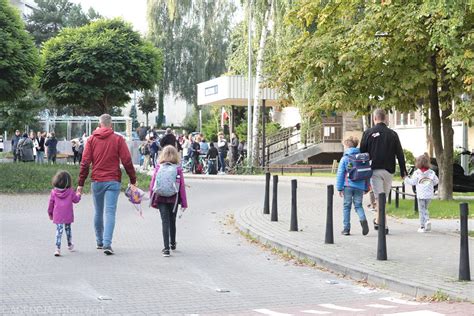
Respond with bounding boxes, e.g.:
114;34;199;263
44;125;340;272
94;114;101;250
197;75;279;107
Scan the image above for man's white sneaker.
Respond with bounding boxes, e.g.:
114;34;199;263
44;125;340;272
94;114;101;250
417;227;425;233
425;221;431;232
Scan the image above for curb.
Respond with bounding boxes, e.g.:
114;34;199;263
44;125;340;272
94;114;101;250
235;208;473;302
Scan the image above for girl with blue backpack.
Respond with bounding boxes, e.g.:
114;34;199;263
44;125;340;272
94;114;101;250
149;145;188;257
336;136;371;236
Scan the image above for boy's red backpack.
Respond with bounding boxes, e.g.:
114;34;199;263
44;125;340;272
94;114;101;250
346;153;372;181
195;162;203;174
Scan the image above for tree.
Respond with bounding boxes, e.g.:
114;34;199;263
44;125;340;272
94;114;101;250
0;88;47;133
40;18;163;114
25;0;102;46
0;0;39;102
138;90;157;128
129;104;139;129
147;0;235;127
273;1;473;200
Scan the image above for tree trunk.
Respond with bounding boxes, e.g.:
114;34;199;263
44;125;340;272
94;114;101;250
157;84;165;128
428;54;453;200
251;0;274;166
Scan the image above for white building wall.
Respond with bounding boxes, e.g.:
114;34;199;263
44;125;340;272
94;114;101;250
124;91;190;128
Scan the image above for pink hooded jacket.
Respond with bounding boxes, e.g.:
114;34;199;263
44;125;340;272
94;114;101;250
48;188;81;224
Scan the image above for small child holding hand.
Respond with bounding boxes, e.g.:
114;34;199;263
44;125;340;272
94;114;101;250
48;170;81;256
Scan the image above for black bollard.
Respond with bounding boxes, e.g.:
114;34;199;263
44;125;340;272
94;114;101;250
459;203;471;281
263;172;270;214
271;175;278;221
325;185;334;244
395;187;399;209
402;183;406;200
414;193;418;213
290;180;298;231
388;189;392;204
377;193;388;260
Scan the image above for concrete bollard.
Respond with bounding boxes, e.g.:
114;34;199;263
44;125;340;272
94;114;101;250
377;193;388;260
325;185;334;244
271;175;278;222
263;172;270;214
459;203;471;281
290;179;298;231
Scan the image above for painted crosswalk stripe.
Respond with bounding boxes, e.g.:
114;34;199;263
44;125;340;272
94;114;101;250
382;311;445;316
366;304;397;309
318;304;365;312
379;297;426;306
301;310;332;315
253;309;293;316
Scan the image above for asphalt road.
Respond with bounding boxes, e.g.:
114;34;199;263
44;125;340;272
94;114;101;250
1;179;472;315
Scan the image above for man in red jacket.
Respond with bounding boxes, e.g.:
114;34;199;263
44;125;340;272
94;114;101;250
77;114;137;255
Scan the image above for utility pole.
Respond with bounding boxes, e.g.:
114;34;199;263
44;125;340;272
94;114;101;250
247;0;253;166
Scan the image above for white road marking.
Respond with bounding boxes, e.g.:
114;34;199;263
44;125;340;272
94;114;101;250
380;297;427;306
318;304;365;312
366;303;398;309
253;309;293;316
301;310;332;315
382;311;445;316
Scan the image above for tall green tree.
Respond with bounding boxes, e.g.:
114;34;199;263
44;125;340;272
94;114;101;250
0;0;39;102
0;88;46;133
130;104;139;129
25;0;101;46
147;0;235;127
138;90;157;127
40;18;163;115
273;1;474;200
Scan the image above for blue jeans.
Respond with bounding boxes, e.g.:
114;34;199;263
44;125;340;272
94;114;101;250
218;151;226;172
36;151;45;164
92;181;121;247
343;187;367;230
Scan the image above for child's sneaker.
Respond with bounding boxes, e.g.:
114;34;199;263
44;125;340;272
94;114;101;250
162;248;170;257
417;227;425;233
68;244;74;251
54;249;61;257
425;221;431;232
96;244;103;249
341;229;350;236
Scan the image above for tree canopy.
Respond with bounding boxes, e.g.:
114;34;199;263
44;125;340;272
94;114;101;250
26;0;102;46
39;18;163;114
0;0;39;102
147;0;235;126
138;90;157;127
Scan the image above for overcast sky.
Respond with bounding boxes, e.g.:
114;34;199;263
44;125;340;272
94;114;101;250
70;0;243;35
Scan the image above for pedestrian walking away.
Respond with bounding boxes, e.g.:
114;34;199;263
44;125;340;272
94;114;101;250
217;132;228;174
160;128;179;149
149;146;188;257
48;170;81;256
336;136;370;236
404;153;439;233
36;131;46;164
45;132;58;164
16;133;34;162
77;114;137;255
11;130;21;162
206;142;218;175
360;109;407;234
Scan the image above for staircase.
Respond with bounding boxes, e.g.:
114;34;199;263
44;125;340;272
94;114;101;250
262;122;343;165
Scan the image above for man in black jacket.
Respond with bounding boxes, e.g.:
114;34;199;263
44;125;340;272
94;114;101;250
11;130;21;162
160;128;179;149
360;109;407;233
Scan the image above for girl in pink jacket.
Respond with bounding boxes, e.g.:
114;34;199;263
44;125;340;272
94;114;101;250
48;171;81;256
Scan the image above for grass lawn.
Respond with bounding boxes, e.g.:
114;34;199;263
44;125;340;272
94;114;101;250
386;199;474;219
0;163;151;194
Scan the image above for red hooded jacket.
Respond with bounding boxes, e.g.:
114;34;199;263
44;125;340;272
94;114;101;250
78;127;136;186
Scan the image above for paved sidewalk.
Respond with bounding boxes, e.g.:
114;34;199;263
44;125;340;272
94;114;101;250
234;178;474;302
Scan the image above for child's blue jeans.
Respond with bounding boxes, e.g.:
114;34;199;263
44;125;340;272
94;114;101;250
343;187;367;230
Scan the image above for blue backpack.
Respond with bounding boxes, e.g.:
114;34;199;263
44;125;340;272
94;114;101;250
346;153;372;181
153;163;180;197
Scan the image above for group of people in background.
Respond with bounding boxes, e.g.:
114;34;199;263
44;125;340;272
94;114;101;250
138;128;246;175
11;130;58;164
